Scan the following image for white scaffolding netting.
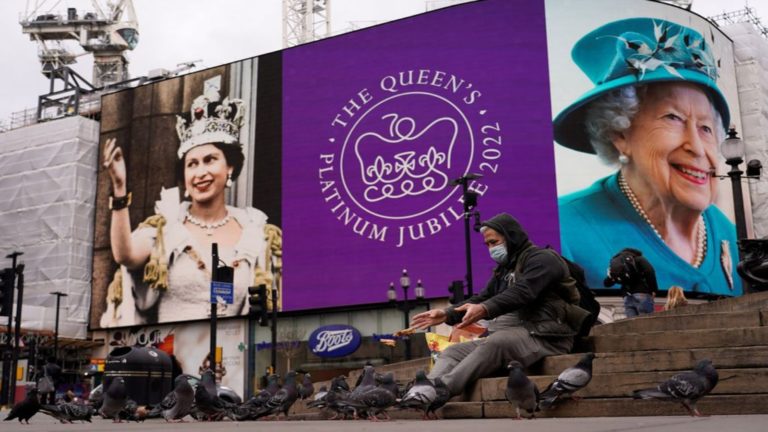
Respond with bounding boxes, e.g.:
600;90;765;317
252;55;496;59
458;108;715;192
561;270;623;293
724;22;768;239
0;116;99;339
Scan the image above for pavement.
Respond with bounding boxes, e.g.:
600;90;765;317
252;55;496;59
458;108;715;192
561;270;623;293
1;412;768;432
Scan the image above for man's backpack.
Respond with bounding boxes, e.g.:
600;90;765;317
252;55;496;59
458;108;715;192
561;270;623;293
559;254;601;336
538;247;601;337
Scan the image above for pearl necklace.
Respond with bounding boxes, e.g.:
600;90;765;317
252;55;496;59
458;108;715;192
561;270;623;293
618;173;706;268
186;211;230;236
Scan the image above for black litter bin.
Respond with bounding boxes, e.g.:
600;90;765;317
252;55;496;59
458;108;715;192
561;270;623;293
104;346;172;406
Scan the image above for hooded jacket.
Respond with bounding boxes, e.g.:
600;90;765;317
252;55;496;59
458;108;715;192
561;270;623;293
444;213;579;337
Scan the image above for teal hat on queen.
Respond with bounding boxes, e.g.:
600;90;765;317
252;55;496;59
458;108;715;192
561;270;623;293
553;17;730;154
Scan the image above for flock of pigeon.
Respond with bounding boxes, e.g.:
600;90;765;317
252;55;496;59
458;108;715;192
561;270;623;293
2;354;720;423
505;353;720;419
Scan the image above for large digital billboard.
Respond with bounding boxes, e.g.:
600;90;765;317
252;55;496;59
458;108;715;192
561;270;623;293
547;0;743;296
90;0;743;330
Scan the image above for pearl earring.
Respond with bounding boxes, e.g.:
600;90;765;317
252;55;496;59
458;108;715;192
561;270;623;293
618;153;630;165
226;173;233;188
184;189;190;199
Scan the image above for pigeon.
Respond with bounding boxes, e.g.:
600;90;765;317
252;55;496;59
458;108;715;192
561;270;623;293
39;402;94;423
336;366;395;421
338;365;377;418
265;374;282;395
149;375;195;422
200;369;219;399
357;384;397;421
194;382;229;421
632;359;719;417
299;373;315;400
504;361;539;419
397;370;437;420
539;352;595;409
426;377;451;420
311;375;352;419
4;388;41;424
311;385;328;404
378;372;400;398
99;377;128;422
253;370;299;420
117;398;146;422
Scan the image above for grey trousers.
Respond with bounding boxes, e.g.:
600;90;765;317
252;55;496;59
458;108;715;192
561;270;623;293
427;326;573;396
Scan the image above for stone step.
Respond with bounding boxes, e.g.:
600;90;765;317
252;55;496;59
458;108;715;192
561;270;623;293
345;357;431;385
479;394;768;418
474;368;768;401
591;326;768;352
292;393;768;420
590;309;767;336
654;290;768;316
540;346;768;375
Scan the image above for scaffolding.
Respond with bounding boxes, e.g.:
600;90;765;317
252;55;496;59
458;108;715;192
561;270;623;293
709;7;768;39
282;0;331;48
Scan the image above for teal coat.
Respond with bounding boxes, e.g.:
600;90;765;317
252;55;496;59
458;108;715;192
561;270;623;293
558;173;742;296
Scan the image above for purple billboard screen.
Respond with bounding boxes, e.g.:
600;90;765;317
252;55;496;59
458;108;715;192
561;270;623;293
282;0;559;311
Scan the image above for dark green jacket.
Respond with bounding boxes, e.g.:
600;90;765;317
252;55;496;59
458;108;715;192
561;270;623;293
445;213;579;337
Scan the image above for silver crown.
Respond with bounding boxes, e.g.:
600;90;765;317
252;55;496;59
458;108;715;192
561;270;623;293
175;88;246;159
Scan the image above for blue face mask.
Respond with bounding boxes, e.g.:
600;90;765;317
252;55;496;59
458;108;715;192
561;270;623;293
489;244;508;264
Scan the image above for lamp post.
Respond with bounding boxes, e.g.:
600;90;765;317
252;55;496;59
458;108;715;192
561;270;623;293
450;174;482;297
718;127;764;294
721;128;748;242
50;291;68;361
388;269;425;360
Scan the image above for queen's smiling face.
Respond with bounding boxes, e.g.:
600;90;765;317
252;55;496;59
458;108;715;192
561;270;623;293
183;143;232;205
614;82;720;213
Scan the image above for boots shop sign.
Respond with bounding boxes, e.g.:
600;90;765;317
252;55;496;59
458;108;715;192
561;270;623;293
309;325;362;358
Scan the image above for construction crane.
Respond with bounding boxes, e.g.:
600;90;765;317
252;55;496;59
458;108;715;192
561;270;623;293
20;0;139;88
283;0;331;48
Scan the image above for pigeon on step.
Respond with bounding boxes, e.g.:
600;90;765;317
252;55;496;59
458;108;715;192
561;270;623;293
397;370;437;420
4;388;41;424
504;361;539;419
148;375;194;422
299;373;315;400
539;352;595;409
426;377;451;420
253;371;299;420
632;358;719;417
39;402;94;423
99;377;128;422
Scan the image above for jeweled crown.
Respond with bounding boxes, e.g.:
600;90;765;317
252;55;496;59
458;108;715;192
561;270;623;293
175;88;246;159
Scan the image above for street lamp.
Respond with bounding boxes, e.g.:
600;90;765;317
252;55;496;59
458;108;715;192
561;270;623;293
387;269;426;360
50;291;68;361
450;173;482;298
718;127;763;293
721;128;748;242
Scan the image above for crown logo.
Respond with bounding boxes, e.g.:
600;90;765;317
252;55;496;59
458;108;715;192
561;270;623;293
175;88;246;159
354;113;457;203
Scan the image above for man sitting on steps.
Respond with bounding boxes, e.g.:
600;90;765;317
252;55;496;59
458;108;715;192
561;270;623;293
410;213;585;396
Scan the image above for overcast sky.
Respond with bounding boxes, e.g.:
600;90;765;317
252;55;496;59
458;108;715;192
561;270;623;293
0;0;766;126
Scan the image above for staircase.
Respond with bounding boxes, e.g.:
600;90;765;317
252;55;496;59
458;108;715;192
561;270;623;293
294;290;768;419
447;290;768;418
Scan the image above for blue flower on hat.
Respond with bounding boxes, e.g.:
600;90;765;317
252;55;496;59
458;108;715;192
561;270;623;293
601;20;717;83
553;18;729;154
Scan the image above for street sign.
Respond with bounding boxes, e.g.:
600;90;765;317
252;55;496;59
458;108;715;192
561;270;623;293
210;281;234;304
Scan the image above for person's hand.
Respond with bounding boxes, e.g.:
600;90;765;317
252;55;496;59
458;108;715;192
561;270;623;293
454;303;488;329
103;138;127;194
410;309;447;330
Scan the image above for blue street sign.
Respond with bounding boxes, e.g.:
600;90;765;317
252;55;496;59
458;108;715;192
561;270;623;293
211;281;234;304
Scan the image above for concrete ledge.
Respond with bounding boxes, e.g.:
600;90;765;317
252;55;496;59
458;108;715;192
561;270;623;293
477;368;768;401
541;346;768;374
591;310;764;336
483;394;768;418
592;327;768;352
